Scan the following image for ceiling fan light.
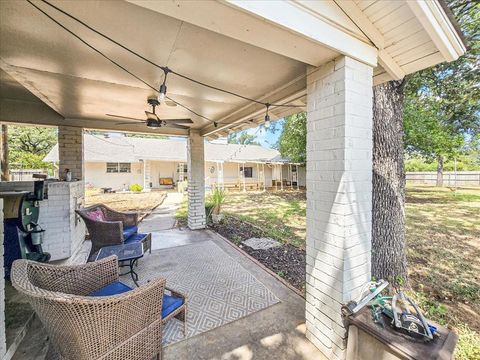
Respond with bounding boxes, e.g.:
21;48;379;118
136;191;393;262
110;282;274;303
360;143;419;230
146;119;160;128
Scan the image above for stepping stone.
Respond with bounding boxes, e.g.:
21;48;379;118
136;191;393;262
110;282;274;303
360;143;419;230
242;237;281;250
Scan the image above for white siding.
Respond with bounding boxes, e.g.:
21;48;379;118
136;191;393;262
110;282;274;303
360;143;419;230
85;162;143;190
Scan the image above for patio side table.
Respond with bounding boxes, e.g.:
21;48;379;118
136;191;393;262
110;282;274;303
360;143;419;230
95;242;144;286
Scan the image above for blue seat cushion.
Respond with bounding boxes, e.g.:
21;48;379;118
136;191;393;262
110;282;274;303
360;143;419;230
90;281;133;297
124;232;147;245
90;284;183;318
162;294;184;318
123;225;138;240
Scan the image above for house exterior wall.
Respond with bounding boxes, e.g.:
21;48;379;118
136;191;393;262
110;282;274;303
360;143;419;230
85;162;143;190
83;160;297;190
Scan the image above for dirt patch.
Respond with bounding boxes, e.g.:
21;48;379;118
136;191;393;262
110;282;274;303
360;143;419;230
210;215;306;292
85;190;167;218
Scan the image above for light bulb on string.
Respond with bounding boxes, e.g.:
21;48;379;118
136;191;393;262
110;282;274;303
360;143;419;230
264;103;271;128
159;67;170;103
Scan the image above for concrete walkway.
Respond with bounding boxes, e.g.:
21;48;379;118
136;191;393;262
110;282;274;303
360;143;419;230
139;191;183;232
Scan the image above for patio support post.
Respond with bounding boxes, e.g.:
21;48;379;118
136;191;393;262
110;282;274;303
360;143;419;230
263;164;266;191
187;130;206;230
242;162;246;192
0;199;5;359
305;56;373;360
58;126;84;181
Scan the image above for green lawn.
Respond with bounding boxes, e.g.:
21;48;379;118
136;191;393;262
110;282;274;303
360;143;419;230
177;186;480;358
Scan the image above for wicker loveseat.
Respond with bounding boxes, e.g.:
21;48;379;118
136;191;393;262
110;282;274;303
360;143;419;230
11;256;188;360
76;204;151;260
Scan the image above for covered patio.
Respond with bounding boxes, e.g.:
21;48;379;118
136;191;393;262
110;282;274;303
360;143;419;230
12;226;324;360
0;0;465;359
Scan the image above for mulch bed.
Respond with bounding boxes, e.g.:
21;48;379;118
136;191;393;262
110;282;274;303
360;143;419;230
209;215;306;292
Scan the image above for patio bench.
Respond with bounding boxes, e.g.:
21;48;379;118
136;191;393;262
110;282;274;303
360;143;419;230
76;204;152;261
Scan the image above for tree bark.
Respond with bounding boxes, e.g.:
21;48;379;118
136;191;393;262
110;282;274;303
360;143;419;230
1;124;8;181
436;155;444;187
372;81;408;286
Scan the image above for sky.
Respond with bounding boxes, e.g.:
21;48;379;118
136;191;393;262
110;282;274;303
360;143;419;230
239;118;285;149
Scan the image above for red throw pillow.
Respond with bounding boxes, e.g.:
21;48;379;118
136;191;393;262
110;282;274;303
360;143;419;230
86;209;105;221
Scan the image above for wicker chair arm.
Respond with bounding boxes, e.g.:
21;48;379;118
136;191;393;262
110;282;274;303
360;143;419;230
165;286;188;302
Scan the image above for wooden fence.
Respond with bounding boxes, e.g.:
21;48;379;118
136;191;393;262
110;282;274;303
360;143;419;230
406;171;480;187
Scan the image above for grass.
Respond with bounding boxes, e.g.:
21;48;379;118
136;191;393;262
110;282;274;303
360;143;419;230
222;190;306;248
176;186;479;358
85;188;167;217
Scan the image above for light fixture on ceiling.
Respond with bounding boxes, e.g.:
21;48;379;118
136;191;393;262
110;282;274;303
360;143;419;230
159;67;170;102
264;103;271;128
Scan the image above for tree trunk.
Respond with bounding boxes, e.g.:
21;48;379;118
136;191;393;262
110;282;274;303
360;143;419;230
436;155;444;187
1;124;8;181
372;80;408;286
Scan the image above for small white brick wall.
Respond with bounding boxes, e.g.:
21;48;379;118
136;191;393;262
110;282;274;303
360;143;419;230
39;182;86;260
0;199;5;360
305;56;373;360
0;181;86;261
187;130;206;230
59;126;84;181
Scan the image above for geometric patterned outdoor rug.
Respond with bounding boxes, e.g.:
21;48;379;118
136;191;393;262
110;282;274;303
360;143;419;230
123;240;280;346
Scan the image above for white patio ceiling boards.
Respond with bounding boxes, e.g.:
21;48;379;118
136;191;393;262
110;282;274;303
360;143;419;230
0;0;465;138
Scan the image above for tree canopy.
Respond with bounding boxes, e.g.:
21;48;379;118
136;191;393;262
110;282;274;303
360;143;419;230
277;112;307;163
8;125;57;169
403;0;479;166
227;131;260;145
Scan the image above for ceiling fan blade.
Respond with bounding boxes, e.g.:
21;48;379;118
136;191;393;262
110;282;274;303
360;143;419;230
164;124;190;130
115;121;147;126
106;114;145;121
145;111;159;121
164;100;178;107
163;118;193;124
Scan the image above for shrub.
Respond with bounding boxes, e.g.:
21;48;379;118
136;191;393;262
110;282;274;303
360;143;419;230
129;183;143;192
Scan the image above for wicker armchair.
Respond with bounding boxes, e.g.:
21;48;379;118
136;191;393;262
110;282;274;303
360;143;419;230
11;256;165;360
76;204;151;260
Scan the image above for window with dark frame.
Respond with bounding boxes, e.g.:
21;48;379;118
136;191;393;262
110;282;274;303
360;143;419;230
106;162;119;173
106;162;131;173
119;163;131;173
240;166;253;178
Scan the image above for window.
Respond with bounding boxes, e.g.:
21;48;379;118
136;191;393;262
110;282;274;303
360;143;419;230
106;162;119;173
106;162;131;173
119;163;131;173
240;166;253;178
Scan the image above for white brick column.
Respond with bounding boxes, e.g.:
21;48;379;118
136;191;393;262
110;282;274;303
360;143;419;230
0;199;5;359
58;126;84;181
305;56;373;360
187;130;206;229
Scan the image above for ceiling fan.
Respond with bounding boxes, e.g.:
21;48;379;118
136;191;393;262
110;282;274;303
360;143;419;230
107;96;193;129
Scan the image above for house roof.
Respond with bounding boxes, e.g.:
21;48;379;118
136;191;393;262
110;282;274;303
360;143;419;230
44;134;294;164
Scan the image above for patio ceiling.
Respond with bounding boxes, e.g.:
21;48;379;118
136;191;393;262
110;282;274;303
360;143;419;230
0;0;319;137
0;0;466;138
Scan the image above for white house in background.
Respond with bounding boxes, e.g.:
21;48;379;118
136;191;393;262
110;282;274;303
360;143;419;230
44;134;305;191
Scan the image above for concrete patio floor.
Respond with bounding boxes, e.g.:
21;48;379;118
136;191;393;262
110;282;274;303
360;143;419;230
12;193;326;360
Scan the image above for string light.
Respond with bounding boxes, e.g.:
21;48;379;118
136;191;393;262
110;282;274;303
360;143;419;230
264;104;271;128
159;68;169;102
